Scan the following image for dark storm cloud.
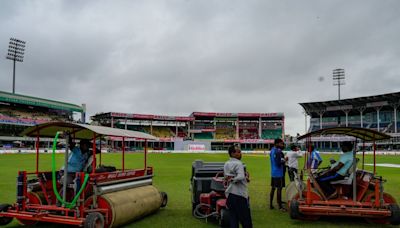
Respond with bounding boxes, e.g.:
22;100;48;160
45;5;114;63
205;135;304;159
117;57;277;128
1;0;400;135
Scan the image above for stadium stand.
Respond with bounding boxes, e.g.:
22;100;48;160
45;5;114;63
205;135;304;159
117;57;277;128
238;122;258;139
151;127;174;138
300;91;400;150
174;127;188;138
261;122;283;139
91;112;285;150
0;90;85;146
215;121;236;139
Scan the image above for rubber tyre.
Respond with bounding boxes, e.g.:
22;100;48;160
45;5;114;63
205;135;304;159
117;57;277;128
84;212;105;228
363;192;397;224
17;192;44;225
192;202;197;213
289;195;320;221
220;208;230;228
289;200;301;220
160;192;168;208
0;204;13;226
389;204;400;225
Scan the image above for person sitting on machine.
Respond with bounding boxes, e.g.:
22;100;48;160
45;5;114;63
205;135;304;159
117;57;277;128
83;147;99;173
83;146;116;173
67;139;90;173
61;139;91;184
316;141;355;199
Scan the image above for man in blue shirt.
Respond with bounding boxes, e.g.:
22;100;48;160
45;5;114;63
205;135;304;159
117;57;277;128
316;141;355;199
269;138;286;211
307;145;322;172
67;139;90;173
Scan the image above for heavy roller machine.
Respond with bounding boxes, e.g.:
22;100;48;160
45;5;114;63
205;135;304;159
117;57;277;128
0;122;168;227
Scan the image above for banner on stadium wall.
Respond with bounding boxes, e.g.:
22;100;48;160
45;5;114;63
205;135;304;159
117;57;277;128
188;144;206;151
222;139;274;144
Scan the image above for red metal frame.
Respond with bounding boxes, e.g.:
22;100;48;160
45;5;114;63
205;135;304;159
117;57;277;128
122;137;125;172
36;131;40;174
293;129;394;221
144;140;148;171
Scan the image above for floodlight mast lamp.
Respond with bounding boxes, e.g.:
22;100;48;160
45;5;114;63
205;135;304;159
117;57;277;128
6;38;26;94
333;68;345;101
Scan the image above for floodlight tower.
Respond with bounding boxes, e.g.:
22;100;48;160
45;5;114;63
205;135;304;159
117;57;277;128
333;68;345;100
333;68;345;126
6;38;26;94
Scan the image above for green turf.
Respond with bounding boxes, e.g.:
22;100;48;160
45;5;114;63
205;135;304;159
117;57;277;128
1;153;399;227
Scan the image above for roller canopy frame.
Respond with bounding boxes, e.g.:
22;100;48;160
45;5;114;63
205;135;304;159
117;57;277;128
20;121;158;141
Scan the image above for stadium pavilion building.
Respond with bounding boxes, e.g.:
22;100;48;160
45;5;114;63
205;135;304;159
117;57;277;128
91;112;285;151
0;90;85;148
300;91;400;150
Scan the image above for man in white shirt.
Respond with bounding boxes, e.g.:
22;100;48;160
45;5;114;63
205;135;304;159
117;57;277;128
285;144;303;182
224;145;252;228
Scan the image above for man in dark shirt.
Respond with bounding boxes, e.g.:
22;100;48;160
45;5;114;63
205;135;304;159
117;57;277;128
269;138;286;211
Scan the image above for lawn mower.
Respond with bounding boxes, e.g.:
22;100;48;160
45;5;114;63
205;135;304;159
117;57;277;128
0;121;168;227
287;127;400;225
190;159;247;227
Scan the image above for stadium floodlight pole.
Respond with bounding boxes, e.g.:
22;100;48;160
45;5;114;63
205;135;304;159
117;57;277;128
6;37;26;94
333;68;345;100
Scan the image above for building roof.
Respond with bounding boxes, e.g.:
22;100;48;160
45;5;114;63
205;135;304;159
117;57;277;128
190;112;284;118
92;112;194;121
0;90;83;112
299;91;400;115
92;112;285;121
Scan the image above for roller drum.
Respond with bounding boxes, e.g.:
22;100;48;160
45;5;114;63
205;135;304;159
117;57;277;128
100;185;164;227
286;181;302;202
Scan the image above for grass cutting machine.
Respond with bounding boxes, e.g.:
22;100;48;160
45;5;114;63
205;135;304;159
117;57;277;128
287;127;400;225
190;159;247;227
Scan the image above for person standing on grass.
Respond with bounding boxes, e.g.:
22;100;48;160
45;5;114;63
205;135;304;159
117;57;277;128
307;145;322;173
269;138;286;211
224;145;253;228
285;144;303;182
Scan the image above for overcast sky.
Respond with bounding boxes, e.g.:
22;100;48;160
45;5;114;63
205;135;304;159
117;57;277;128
1;0;400;135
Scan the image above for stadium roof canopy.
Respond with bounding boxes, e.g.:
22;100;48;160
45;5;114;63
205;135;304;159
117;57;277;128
300;91;400;116
0;90;83;112
92;112;194;121
190;112;284;118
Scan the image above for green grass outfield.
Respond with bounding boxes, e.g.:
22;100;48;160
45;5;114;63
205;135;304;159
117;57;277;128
1;153;399;228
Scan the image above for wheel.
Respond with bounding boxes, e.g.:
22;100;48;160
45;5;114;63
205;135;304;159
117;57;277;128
289;192;320;221
160;192;168;208
289;199;301;219
219;208;230;227
192;202;197;213
0;204;13;225
16;192;44;225
388;204;400;225
84;212;105;228
363;192;398;224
